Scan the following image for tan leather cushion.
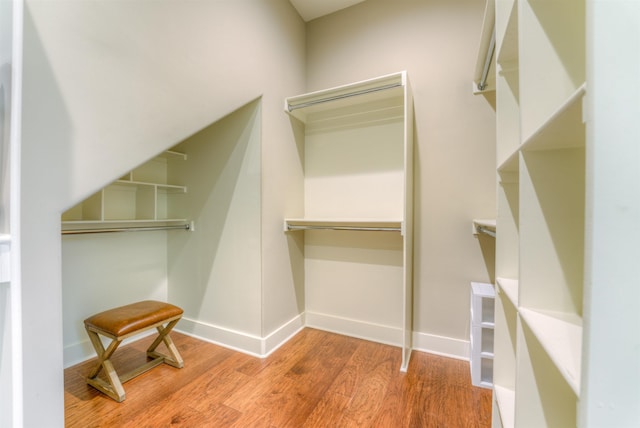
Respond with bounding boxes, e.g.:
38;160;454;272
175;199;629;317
84;300;183;337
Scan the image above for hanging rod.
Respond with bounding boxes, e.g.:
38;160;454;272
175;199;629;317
477;29;495;91
62;224;191;235
476;225;496;238
286;224;401;232
288;83;403;112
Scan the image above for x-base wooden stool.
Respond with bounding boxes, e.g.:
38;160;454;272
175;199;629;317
84;300;184;402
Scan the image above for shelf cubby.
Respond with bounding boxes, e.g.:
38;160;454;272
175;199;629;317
518;0;585;141
61;150;188;230
492;288;517;427
519;308;582;394
496;0;518;66
519;146;585;317
496;171;519;279
61;191;103;222
515;320;579;427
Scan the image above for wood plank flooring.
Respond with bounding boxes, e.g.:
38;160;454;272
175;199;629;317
64;328;492;427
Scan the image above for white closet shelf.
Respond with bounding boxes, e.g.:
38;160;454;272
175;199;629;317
284;218;403;233
497;84;585;172
472;219;496;237
494;384;516;428
521;83;586;152
157;149;187;160
496;277;518;307
285;71;406;123
0;234;10;245
519;307;582;395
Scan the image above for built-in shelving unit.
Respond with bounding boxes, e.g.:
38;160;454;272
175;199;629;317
491;0;586;426
61;150;189;232
284;71;414;371
470;282;495;389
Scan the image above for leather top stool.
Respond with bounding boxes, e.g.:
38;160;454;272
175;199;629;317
84;300;184;402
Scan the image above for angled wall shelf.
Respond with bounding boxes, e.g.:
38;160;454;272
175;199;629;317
61;150;190;233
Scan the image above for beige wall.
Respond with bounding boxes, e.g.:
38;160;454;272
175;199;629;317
21;1;305;425
17;0;494;424
306;0;496;348
168;100;263;345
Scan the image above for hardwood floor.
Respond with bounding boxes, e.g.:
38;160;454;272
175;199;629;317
64;328;492;427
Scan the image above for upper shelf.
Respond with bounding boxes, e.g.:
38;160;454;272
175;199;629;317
285;72;406;124
497;84;586;172
521;84;586;152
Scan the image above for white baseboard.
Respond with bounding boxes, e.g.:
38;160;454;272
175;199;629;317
412;330;470;361
176;313;305;358
63;312;469;369
305;311;403;347
261;314;305;357
63;314;304;368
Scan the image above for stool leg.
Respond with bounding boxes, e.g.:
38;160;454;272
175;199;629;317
146;319;184;368
85;329;126;402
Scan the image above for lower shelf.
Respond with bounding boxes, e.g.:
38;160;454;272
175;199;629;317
518;308;582;395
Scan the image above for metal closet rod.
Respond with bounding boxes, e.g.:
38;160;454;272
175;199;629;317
477;225;496;238
287;224;401;232
62;224;191;235
288;82;403;112
477;29;496;91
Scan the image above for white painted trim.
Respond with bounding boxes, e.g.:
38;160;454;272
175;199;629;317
261;313;305;357
305;311;403;347
176;317;264;357
63;313;306;368
176;314;305;358
412;330;470;361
